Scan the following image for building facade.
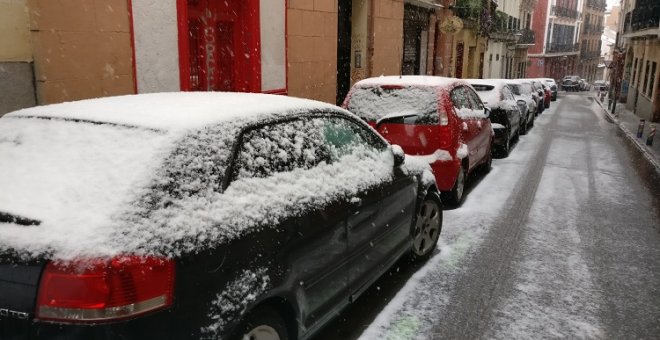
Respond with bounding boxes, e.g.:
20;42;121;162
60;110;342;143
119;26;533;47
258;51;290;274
578;0;605;82
526;0;582;81
619;0;660;122
484;0;536;79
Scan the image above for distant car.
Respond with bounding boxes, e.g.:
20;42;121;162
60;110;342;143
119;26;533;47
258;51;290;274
562;75;581;92
467;79;521;158
593;80;609;91
529;79;550;110
516;79;544;115
344;76;493;205
0;92;442;340
506;80;536;135
541;78;558;100
579;79;590;91
539;82;552;108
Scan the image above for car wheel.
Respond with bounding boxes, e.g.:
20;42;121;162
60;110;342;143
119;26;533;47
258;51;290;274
528;114;534;129
410;192;442;261
483;144;493;172
443;162;466;206
232;307;289;340
520;118;528;135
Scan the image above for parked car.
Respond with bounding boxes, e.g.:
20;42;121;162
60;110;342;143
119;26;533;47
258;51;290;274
540;78;558;101
593;80;609;91
466;79;521;158
343;76;493;205
579;79;590;91
506;80;536;135
539;82;552;108
517;79;543;116
0;92;442;339
562;75;581;91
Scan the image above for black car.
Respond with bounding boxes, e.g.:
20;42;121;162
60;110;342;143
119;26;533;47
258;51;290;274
467;79;521;157
0;92;442;339
562;75;580;92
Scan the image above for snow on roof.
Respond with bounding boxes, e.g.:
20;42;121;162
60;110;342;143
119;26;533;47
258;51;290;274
353;75;465;88
7;92;342;132
0;95;417;261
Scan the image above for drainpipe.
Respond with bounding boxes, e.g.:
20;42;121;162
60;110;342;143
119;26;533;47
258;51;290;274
633;41;645;116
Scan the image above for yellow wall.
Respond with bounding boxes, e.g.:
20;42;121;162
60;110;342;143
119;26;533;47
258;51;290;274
287;0;338;104
371;0;404;76
0;0;31;62
28;0;134;104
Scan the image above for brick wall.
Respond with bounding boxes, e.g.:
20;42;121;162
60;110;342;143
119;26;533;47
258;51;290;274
28;0;134;104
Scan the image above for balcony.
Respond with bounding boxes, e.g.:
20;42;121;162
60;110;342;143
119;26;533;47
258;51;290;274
586;0;606;11
623;6;660;34
583;23;603;35
580;50;600;59
452;0;499;36
517;28;536;45
551;5;580;20
547;43;580;53
490;11;518;42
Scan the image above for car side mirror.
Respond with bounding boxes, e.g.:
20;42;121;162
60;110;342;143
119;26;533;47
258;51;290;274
484;107;491;118
391;144;405;167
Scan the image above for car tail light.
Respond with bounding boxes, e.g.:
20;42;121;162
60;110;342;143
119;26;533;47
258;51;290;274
36;256;175;323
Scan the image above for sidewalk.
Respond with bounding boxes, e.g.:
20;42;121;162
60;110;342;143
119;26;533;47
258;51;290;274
594;93;660;172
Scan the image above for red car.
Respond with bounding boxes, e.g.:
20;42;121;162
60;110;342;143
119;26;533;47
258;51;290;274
343;76;493;205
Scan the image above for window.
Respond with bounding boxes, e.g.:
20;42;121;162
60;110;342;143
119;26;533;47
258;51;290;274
322;117;387;159
233;119;330;180
647;62;657;96
233;116;386;180
451;87;471;109
465;87;485;110
643;60;650;94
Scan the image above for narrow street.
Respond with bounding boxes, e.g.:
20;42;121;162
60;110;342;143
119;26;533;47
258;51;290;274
316;92;660;340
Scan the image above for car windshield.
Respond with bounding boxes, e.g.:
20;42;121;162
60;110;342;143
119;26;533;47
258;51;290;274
347;85;439;124
0;117;173;224
471;85;500;105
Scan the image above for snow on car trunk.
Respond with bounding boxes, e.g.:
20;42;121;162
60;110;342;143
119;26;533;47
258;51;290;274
0;117;174;259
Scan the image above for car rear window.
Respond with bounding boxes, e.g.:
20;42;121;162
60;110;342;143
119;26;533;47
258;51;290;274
0;117;173;229
347;85;439;124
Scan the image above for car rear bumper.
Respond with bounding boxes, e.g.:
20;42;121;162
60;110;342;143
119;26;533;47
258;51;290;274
429;158;461;192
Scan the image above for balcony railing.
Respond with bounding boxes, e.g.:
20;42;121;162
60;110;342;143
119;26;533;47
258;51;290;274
551;5;580;20
583;23;603;34
580;50;600;59
624;6;660;33
547;43;580;53
586;0;606;11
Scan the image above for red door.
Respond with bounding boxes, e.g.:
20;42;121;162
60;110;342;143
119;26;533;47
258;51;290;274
181;0;260;92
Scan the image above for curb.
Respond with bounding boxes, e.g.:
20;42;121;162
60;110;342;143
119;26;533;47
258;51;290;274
594;97;660;173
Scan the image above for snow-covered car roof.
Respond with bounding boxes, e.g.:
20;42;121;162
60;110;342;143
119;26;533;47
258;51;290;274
464;79;517;111
352;75;467;89
7;92;343;132
1;93;398;261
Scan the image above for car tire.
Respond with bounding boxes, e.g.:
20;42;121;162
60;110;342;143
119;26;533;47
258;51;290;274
410;191;442;261
443;162;466;206
498;126;511;158
231;306;289;340
520;119;528;135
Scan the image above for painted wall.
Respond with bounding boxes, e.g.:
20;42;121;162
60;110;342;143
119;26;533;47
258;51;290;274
371;0;404;76
132;0;179;93
287;0;338;104
29;0;134;104
0;0;35;115
261;0;287;92
625;41;660;121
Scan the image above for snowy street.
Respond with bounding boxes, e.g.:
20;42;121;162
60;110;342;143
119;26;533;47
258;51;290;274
316;91;660;340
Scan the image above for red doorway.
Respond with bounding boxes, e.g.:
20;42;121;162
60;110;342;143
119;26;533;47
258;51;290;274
177;0;261;92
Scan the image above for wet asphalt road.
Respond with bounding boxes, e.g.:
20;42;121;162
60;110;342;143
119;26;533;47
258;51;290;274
314;92;660;340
